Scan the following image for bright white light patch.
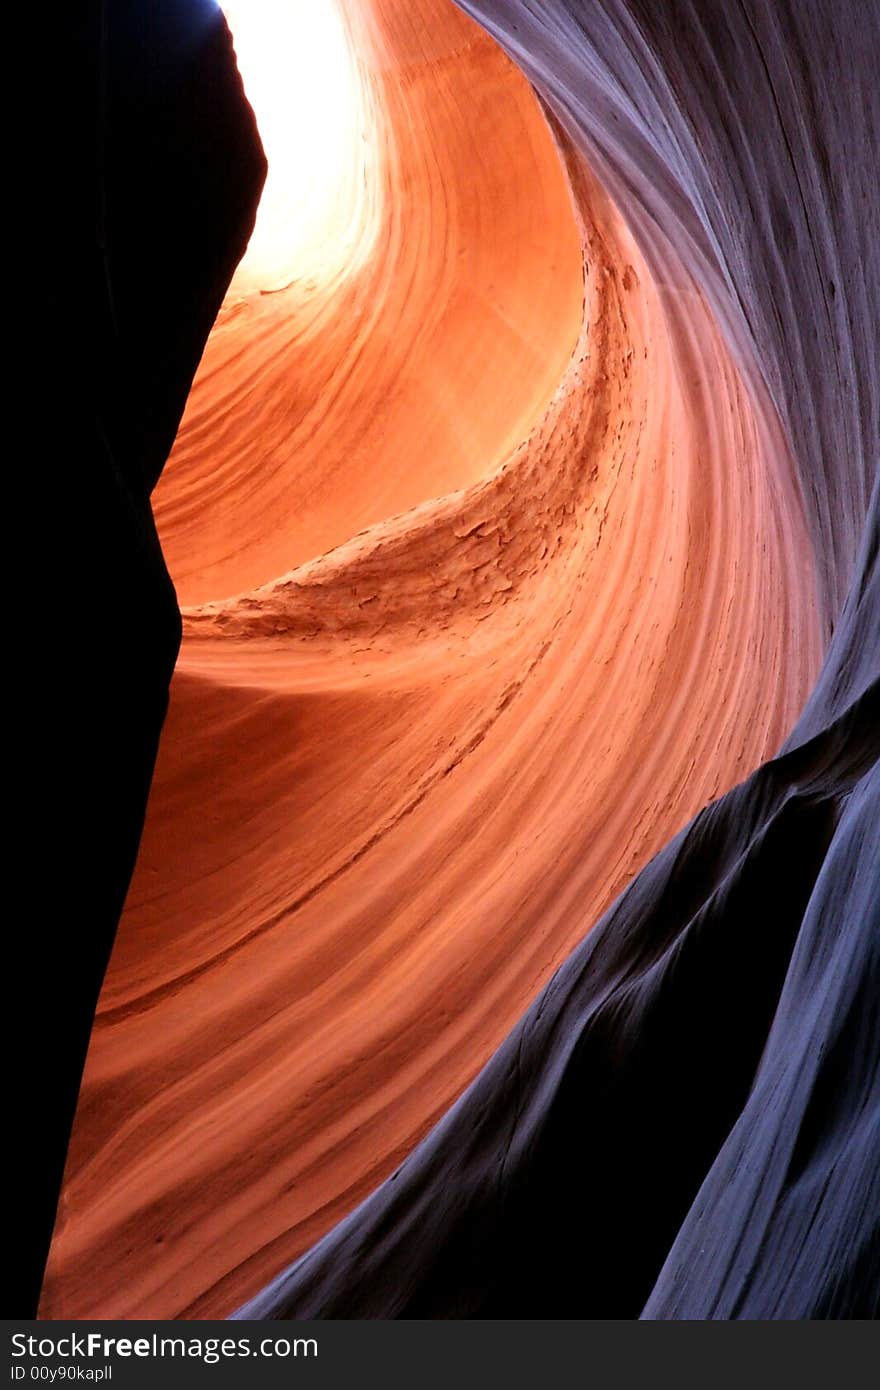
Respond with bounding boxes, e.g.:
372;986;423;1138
222;0;367;291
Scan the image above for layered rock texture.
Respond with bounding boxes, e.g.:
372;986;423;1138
35;0;877;1319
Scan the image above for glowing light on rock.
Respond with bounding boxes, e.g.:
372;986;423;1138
222;0;371;291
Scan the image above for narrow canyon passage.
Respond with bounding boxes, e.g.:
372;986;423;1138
44;0;855;1320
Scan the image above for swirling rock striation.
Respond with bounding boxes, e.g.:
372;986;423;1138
38;0;878;1320
233;0;879;1319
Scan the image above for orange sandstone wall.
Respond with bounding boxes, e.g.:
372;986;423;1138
43;0;820;1318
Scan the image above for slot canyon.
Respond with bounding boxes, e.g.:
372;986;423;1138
22;0;879;1319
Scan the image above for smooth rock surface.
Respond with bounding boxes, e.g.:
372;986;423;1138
38;0;878;1320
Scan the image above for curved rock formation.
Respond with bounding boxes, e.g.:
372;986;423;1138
39;0;877;1319
18;0;264;1319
